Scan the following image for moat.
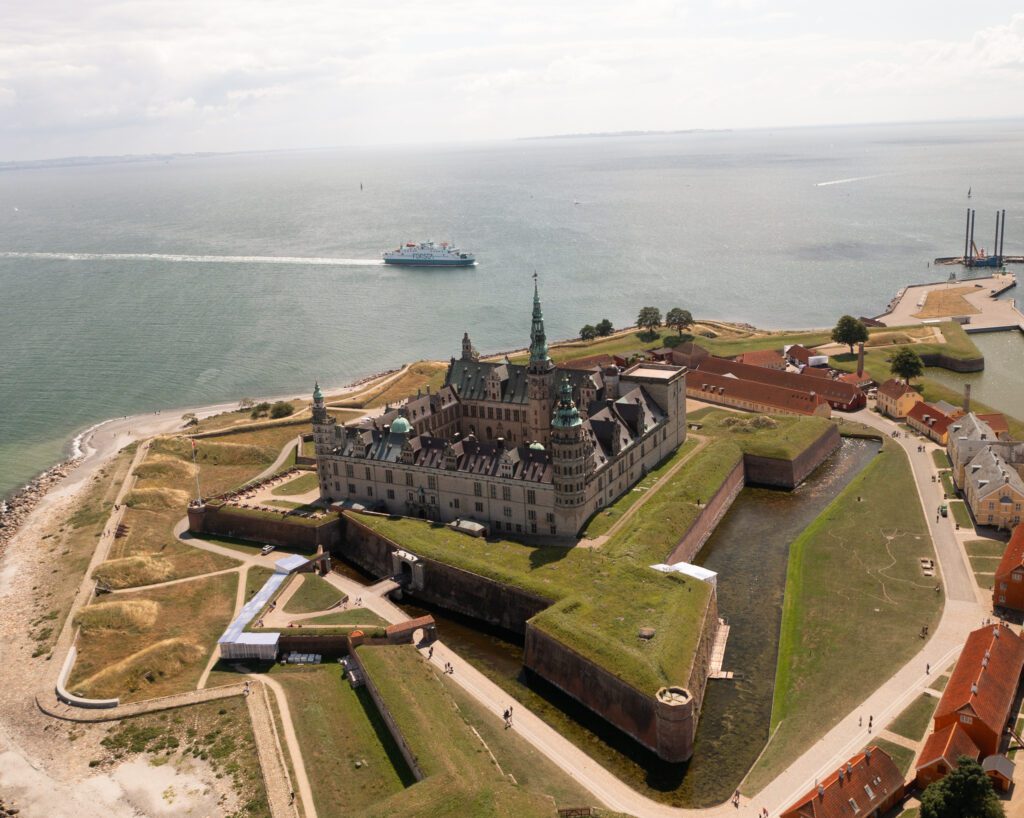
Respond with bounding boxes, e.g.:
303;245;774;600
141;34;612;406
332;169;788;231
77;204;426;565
393;436;881;807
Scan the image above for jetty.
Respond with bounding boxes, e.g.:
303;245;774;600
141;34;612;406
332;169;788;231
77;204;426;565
875;272;1024;333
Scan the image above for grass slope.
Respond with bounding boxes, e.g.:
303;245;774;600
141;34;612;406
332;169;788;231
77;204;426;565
273;666;411;817
282;574;346;614
887;693;938;741
744;441;941;794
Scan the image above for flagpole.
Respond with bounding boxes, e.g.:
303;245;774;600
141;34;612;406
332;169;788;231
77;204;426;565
191;439;203;504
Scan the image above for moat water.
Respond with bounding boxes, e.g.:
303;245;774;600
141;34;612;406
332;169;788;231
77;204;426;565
391;436;881;807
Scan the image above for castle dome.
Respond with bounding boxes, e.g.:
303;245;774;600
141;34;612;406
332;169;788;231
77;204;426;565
529;442;545;451
390;416;413;434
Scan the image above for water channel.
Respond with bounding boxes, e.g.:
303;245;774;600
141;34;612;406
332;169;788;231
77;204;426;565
375;437;883;806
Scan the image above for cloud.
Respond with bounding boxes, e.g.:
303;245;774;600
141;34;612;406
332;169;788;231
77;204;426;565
0;3;1022;159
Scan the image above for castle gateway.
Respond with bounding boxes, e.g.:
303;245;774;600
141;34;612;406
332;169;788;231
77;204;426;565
313;282;687;539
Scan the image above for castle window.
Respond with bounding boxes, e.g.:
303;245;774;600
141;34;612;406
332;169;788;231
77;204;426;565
453;498;460;509
346;464;354;478
528;509;537;520
504;408;511;421
504;506;512;518
530;523;537;534
546;512;554;523
385;470;393;484
550;525;557;535
502;486;512;501
428;476;437;490
527;489;536;505
332;463;338;475
474;482;482;497
475;502;484;512
365;467;371;480
406;473;413;486
490;485;497;499
366;486;373;497
387;489;395;500
488;407;494;419
348;483;356;493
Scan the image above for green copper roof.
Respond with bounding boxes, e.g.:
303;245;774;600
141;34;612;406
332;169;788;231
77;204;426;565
529;441;545;451
390;416;412;434
529;279;552;370
551;377;582;429
313;381;323;402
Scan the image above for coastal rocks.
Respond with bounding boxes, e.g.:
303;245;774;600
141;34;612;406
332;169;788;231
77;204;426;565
0;458;80;555
0;795;21;815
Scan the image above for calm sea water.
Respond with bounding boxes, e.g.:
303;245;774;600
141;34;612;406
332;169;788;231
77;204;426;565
2;120;1024;496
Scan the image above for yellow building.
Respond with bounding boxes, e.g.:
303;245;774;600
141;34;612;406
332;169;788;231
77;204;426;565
876;379;924;419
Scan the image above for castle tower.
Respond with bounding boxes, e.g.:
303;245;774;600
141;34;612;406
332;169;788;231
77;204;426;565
527;277;555;446
551;376;586;537
461;331;479;362
311;381;336;499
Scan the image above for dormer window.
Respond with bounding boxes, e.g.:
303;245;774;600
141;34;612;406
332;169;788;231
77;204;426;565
960;714;973;724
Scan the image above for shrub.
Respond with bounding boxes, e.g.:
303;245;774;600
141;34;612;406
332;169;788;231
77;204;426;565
269;401;294;419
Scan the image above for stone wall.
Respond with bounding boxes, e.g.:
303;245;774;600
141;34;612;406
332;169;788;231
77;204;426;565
340;514;551;634
278;634;351;658
665;458;745;565
742;424;842;489
919;351;984;373
187;502;342;553
523;588;718;764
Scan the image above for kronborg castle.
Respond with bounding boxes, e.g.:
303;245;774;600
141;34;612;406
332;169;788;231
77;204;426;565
313;282;687;538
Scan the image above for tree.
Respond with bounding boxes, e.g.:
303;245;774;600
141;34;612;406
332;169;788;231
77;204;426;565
596;319;614;337
665;308;694;336
238;397;255;411
270;401;294;419
636;307;662;334
831;315;869;354
920;756;1004;818
579;324;597;341
890;347;924;384
181;412;198;427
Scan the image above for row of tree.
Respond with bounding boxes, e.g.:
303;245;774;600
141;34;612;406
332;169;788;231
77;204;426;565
578;319;615;341
831;314;924;382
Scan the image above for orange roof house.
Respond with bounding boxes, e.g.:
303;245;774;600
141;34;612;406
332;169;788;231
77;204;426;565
915;722;982;789
686;370;831;417
734;349;786;370
781;746;905;818
994;525;1024;613
694;357;864;411
931;624;1024;757
876;379;924;419
907;402;955;445
785;344;813;366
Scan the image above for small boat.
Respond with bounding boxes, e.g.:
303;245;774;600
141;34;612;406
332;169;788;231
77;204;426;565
382;241;475;266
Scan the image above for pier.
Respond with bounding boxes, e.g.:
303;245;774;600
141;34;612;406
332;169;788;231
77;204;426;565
876;272;1024;333
933;208;1020;267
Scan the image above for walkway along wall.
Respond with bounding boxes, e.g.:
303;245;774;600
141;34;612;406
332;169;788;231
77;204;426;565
187;502;342;553
665;458;745;566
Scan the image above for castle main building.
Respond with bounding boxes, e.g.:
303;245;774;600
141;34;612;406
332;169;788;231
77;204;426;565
313;282;687;539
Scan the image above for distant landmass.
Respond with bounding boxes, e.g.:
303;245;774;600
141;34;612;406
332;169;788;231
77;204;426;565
522;128;731;141
0;152;221;172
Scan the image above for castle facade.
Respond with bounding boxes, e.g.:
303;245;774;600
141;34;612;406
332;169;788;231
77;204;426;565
313;282;687;539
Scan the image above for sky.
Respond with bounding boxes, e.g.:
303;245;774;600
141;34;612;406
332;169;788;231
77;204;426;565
1;1;1023;161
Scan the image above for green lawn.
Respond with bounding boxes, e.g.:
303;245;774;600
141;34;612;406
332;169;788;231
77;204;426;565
245;565;275;600
303;608;388;627
686;408;834;461
272;666;412;817
965;539;1007;558
270;472;319;496
932;450;952;469
282;574;346;614
969;554;1002;573
887;694;938;742
930;674;949;693
939;471;956;498
356;645;571;817
744;441;941;795
950;501;973;529
866;738;917;777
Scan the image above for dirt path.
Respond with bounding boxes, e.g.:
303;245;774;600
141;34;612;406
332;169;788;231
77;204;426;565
246;680;301;818
253;674;318;818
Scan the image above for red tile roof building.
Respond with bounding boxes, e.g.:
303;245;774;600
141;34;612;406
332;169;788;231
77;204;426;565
876;379;924;419
734;349;786;370
780;746;905;818
994;525;1024;613
687;369;831;417
694;357;865;412
915;722;982;789
785;344;813;366
906;402;955;445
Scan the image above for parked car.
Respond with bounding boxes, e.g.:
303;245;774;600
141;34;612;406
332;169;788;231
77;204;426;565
261;544;276;555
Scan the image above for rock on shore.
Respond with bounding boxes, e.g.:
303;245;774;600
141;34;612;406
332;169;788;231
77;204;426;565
0;458;80;555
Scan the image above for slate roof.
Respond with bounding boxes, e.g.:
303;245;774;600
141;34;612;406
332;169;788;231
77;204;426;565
934;624;1024;740
917;722;981;771
444;359;602;405
982;754;1016;780
995;525;1024;582
781;747;903;818
965;446;1024;501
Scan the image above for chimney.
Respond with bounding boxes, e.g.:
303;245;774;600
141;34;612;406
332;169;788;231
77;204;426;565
964;383;972;414
857;342;865;377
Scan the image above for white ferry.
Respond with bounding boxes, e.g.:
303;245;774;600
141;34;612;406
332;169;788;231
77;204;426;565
382;241;475;266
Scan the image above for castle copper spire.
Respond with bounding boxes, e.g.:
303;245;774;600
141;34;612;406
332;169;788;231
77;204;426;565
529;273;553;372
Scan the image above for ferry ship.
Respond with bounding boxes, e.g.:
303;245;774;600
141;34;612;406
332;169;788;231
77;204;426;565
382;241;475;266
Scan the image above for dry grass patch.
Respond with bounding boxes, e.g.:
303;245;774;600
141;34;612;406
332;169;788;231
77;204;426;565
331;362;448;410
69;571;236;701
75;599;159;633
125;486;191;510
912;286;981;319
94;554;179;589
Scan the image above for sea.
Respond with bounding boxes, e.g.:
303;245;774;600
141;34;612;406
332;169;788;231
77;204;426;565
3;119;1024;498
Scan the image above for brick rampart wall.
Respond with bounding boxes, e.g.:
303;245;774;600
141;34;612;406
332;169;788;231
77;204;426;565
187;503;342;553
